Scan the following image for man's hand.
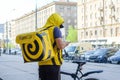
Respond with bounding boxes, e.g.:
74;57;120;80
55;38;70;49
65;41;70;47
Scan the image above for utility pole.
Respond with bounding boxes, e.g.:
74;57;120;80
102;0;105;37
35;0;38;30
83;0;86;39
6;21;9;54
110;1;115;37
98;0;105;47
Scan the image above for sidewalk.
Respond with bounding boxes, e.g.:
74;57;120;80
0;54;38;80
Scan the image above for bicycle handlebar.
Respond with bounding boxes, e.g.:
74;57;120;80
81;70;103;78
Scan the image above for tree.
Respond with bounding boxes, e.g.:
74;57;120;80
66;26;78;42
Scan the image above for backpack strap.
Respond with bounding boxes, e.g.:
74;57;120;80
40;26;52;31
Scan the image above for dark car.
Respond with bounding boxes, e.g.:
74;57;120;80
80;50;95;61
108;50;120;64
89;48;118;63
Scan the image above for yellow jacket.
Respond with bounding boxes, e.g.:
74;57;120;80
38;13;64;65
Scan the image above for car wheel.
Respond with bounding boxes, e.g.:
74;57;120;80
109;61;112;64
85;78;99;80
102;57;107;63
117;61;120;64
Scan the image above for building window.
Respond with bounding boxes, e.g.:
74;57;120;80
86;22;88;27
81;32;84;38
95;30;97;35
118;0;120;3
67;19;71;24
82;8;84;13
82;24;84;27
95;4;96;10
60;6;64;12
82;0;84;3
95;21;97;26
74;19;77;24
67;6;71;10
73;6;77;11
116;27;119;36
95;13;97;18
86;15;87;21
90;22;92;26
51;7;53;12
100;30;102;35
90;14;92;19
90;5;92;10
86;31;88;36
82;16;84;20
111;28;113;36
90;31;93;36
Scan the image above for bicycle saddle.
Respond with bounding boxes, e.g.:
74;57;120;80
72;60;86;65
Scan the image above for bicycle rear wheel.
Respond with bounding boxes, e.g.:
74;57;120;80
84;78;99;80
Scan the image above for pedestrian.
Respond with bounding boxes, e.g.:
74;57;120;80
0;47;1;56
38;13;70;80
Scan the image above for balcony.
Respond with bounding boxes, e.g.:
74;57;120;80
98;17;103;21
98;7;103;12
109;4;115;9
109;15;115;19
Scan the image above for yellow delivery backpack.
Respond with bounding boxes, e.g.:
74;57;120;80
16;27;54;63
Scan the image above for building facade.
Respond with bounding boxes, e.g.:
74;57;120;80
11;1;77;48
0;24;4;48
3;21;13;49
77;0;120;48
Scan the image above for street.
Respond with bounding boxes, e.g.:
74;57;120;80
0;54;38;80
0;54;120;80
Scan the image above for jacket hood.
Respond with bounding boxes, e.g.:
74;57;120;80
43;13;64;28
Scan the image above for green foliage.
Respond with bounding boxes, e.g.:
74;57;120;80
66;26;78;42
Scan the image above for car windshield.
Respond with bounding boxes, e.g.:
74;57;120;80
84;50;95;55
94;48;108;55
65;46;76;52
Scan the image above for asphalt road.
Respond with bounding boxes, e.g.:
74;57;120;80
0;54;120;80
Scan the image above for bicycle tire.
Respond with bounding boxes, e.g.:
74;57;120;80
85;78;99;80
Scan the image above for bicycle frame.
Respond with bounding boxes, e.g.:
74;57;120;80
60;60;103;80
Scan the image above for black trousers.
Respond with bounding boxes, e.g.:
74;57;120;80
39;65;61;80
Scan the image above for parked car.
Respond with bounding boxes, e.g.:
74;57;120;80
80;50;95;61
89;48;118;63
11;49;17;55
9;48;22;55
63;45;79;60
108;50;120;64
16;49;22;55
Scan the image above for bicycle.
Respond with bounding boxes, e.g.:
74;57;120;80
60;60;103;80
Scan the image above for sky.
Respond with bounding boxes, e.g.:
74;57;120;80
0;0;77;24
0;0;57;23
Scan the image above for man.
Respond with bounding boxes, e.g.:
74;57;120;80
38;13;70;80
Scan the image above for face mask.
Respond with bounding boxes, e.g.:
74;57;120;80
60;24;64;28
